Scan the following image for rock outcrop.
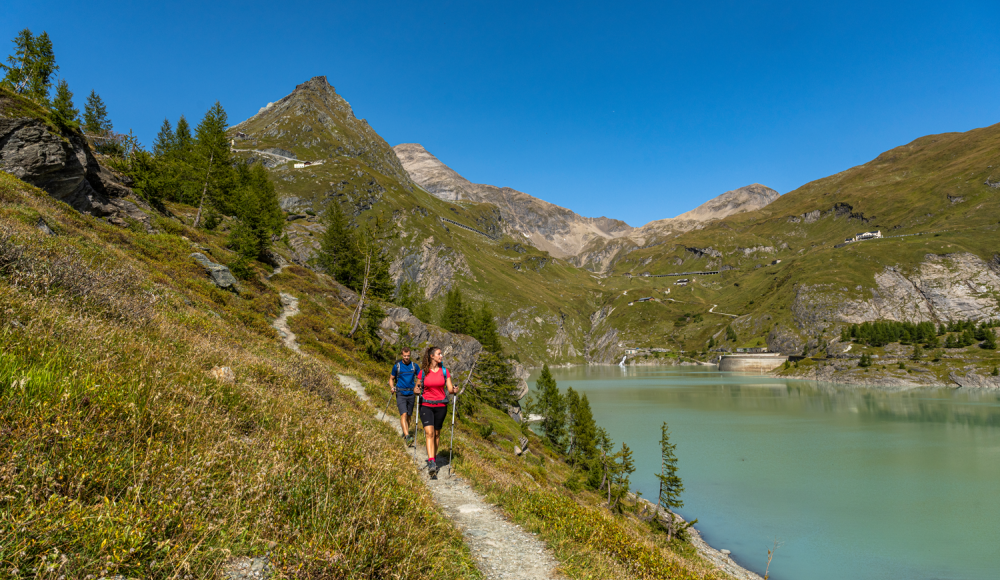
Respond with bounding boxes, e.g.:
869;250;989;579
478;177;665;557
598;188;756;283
191;253;240;292
0;118;150;228
377;306;483;374
793;253;1000;327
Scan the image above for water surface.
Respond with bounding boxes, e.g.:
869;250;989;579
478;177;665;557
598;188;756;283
527;365;1000;580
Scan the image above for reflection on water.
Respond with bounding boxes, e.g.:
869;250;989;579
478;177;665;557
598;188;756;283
529;365;1000;580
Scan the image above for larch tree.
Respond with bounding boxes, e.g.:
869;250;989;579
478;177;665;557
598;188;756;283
50;78;78;125
655;421;685;540
83;90;112;135
534;364;567;453
1;29;58;102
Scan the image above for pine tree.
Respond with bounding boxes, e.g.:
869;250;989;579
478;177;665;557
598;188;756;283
535;364;567;453
726;325;737;342
192;101;236;220
1;29;58;101
441;288;468;334
83;90;112;135
655;422;685;539
50;78;78;126
226;163;285;277
910;344;923;361
153;118;176;156
566;388;597;467
982;329;997;350
319;201;362;288
606;442;635;512
473;303;502;353
175;115;193;152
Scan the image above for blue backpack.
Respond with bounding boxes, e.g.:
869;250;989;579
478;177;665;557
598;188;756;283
392;360;419;395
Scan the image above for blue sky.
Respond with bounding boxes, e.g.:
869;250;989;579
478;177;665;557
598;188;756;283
4;0;998;226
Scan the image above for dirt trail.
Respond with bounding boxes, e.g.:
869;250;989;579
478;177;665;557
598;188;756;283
338;374;563;580
270;295;561;579
272;293;301;353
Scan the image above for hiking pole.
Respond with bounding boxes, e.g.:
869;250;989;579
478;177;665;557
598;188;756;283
448;354;480;478
382;389;394;423
412;395;421;462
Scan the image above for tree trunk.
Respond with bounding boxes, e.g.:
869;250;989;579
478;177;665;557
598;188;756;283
348;251;372;338
193;151;214;229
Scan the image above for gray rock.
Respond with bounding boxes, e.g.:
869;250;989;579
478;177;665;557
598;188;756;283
0;118;151;230
36;217;55;235
950;370;1000;389
190;253;240;292
377;306;483;375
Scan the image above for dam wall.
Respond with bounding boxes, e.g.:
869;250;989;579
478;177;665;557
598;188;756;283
718;353;788;372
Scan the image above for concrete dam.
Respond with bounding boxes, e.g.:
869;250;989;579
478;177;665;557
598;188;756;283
718;353;788;372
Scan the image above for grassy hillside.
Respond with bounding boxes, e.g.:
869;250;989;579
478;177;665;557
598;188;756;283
1;169;735;579
599;122;1000;358
0;172;479;579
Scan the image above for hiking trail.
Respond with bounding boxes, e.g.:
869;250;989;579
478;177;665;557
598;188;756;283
270;293;561;579
338;373;562;580
272;293;301;353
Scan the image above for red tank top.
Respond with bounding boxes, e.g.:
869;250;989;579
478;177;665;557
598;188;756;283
418;367;449;407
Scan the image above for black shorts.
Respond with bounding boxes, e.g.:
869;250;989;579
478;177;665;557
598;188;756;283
396;393;415;416
419;405;448;430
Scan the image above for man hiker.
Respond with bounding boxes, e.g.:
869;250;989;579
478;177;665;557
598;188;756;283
389;346;420;447
416;345;456;478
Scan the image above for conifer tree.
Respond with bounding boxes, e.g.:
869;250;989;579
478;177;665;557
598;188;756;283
982;329;997;350
193;101;235;220
604;442;635;512
227;163;284;274
655;422;685;539
50;78;78;126
441;288;468;334
1;29;58;101
175;115;193;152
319;201;361;286
153;118;176;156
83;90;112;135
534;364;567;453
566;387;597;467
473;303;502;353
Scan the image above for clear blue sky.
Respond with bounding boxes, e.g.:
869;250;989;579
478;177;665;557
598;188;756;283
4;0;998;226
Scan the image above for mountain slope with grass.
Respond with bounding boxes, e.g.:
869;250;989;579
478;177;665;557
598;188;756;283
1;81;737;576
595;122;1000;379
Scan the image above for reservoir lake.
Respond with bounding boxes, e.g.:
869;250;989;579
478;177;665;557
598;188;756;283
527;365;1000;580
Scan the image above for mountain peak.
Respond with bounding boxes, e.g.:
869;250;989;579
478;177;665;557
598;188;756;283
230;77;411;188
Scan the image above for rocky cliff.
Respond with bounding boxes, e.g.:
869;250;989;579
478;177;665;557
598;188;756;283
0;90;150;228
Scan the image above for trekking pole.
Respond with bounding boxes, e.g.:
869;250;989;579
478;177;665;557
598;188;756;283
382;389;394;423
448;354;481;478
412;395;421;462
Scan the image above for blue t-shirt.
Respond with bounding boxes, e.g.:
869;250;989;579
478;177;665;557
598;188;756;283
392;360;421;394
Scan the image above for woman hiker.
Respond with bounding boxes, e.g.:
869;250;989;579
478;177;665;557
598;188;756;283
389;346;420;447
416;345;456;478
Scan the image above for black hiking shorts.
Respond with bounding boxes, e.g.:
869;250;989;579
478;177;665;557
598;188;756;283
396;393;415;416
419;405;448;430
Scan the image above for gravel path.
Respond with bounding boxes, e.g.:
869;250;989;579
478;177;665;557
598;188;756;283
338;374;563;580
272;293;301;353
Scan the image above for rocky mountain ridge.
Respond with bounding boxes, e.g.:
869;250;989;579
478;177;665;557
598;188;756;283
393;143;633;258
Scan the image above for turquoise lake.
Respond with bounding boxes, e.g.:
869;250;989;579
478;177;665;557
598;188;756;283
526;365;1000;580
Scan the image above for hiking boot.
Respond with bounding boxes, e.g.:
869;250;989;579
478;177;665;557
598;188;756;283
426;458;438;478
405;435;415;447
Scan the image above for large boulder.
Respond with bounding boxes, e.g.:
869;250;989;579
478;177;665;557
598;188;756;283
191;253;240;292
0;117;150;229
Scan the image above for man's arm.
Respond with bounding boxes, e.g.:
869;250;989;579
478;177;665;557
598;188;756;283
389;363;397;393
